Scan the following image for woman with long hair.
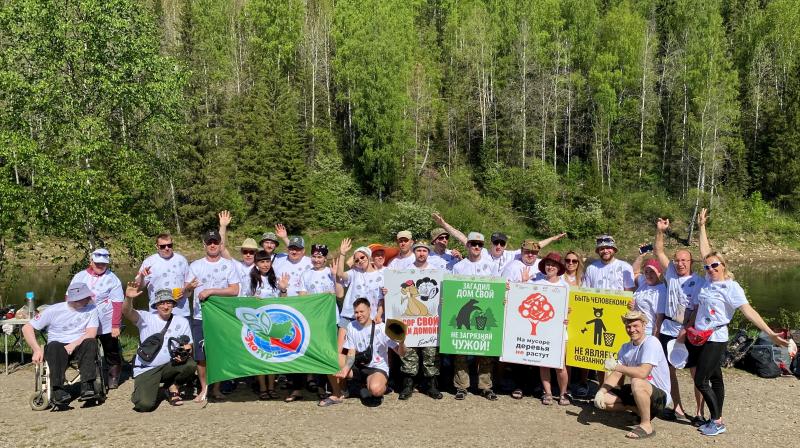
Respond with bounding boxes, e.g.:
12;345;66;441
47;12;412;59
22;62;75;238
250;251;288;400
562;251;584;287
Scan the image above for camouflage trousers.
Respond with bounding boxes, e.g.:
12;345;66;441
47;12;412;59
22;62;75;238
400;346;440;377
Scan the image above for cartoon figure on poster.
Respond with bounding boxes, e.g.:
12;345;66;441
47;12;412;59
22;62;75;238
566;288;632;371
501;283;568;368
385;270;444;347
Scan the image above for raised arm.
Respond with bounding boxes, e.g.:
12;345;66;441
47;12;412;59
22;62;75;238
538;232;567;249
275;224;291;247
697;208;712;259
432;213;468;246
631;252;647;290
123;281;141;325
336;238;352;282
654;218;671;270
218;210;233;260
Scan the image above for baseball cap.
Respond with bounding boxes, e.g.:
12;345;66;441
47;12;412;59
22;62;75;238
644;259;662;275
466;232;485;243
150;289;178;309
259;232;280;247
91;248;111;263
288;236;305;249
490;232;508;244
66;283;94;302
239;238;259;250
430;228;448;240
396;230;413;240
203;230;222;244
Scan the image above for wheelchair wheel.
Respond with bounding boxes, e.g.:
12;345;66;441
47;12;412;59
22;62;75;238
93;343;108;401
29;391;49;411
30;363;51;411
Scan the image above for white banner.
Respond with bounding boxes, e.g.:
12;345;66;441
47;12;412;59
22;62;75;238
501;282;568;368
384;269;443;347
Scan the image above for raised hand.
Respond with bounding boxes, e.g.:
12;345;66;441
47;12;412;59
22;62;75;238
521;266;532;283
330;258;339;276
431;212;446;226
218;210;232;227
656;217;670;232
275;223;288;239
125;281;142;299
278;273;290;291
339;238;352;255
698;208;708;227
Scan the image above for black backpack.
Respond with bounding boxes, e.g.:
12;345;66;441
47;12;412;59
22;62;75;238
740;345;781;378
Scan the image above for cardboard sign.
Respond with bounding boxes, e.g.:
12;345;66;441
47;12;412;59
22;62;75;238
501;282;568;368
439;276;506;356
384;269;444;347
566;287;633;371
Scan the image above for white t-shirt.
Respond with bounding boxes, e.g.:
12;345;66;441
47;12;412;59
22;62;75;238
387;253;416;270
452;257;500;277
501;259;541;283
251;275;282;298
661;264;703;337
132;311;193;377
344;321;398;375
428;250;459;272
139;253;191;316
582;258;635;291
340;269;385;321
188;257;239;320
618;335;672;405
481;248;522;273
694;279;748;342
532;277;570;289
68;269;123;334
29;302;99;344
273;256;312;296
299;267;335;295
633;277;667;335
233;260;255;297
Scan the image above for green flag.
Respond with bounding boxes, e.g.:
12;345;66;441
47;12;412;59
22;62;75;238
439;276;506;356
202;294;339;384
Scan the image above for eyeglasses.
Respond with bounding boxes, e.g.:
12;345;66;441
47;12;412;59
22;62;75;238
205;240;220;246
565;258;579;264
492;240;506;247
704;261;722;271
354;255;367;262
437;235;449;241
241;250;256;256
522;250;538;256
158;243;173;249
397;238;410;243
468;241;484;248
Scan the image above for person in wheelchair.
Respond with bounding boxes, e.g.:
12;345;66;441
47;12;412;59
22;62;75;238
22;283;101;406
124;284;195;411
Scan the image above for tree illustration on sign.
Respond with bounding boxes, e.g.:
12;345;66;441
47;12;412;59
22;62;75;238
518;293;555;335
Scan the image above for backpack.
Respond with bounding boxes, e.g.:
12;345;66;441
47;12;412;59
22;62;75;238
740;345;781;378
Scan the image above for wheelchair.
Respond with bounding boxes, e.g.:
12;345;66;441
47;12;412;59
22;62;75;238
29;341;108;411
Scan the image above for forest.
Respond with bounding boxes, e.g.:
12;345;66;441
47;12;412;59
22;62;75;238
1;0;800;264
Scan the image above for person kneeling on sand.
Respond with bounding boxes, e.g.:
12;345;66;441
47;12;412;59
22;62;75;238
124;285;196;411
333;298;406;407
593;310;671;440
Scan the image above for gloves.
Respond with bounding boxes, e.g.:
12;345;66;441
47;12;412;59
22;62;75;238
603;356;619;372
593;389;606;410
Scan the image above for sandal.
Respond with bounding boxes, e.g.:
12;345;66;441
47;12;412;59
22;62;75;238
541;394;553;405
511;389;524;400
193;390;207;403
481;389;498;401
258;389;278;401
284;393;304;403
454;389;468;400
625;425;656;440
558;395;570;406
167;390;184;406
318;396;343;407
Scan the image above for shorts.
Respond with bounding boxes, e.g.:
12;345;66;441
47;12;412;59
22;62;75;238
353;366;388;384
611;383;667;419
191;318;206;362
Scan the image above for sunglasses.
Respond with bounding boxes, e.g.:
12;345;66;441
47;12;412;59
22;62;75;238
522;250;539;256
397;238;410;243
704;261;722;271
492;240;507;247
565;258;579;264
241;250;256;255
354;255;367;262
205;239;220;246
158;243;173;249
468;241;484;248
437;235;449;241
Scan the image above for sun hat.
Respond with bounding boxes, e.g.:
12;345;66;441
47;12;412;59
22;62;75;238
412;241;430;252
466;232;485;243
621;309;649;325
150;288;178;309
538;252;566;276
91;248;111;264
430;228;448;241
521;240;541;252
667;339;689;369
238;238;259;250
595;234;618;253
65;283;94;302
368;243;399;264
259;232;280;247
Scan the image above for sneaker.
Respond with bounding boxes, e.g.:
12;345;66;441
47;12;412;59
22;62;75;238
51;388;71;406
700;421;727;436
573;383;589;398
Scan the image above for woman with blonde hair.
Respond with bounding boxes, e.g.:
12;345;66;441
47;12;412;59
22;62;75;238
562;250;584;286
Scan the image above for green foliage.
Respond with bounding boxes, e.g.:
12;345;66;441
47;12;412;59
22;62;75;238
306;152;363;229
385;201;436;243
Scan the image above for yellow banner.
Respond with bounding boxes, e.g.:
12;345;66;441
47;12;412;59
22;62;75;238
566;287;633;371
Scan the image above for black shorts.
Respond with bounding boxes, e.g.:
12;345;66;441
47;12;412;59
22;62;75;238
611;384;667;419
191;318;206;362
353;366;388;384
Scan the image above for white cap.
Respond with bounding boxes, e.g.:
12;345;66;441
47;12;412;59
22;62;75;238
91;248;111;263
466;232;485;243
65;283;94;302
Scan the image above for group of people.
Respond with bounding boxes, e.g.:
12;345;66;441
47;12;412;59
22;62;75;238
21;209;787;439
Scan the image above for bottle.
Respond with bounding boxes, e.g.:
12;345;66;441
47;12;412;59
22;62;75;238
26;291;35;318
